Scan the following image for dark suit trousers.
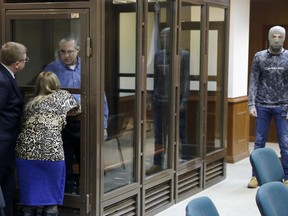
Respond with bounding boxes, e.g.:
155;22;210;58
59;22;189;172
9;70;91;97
0;164;15;216
62;119;81;181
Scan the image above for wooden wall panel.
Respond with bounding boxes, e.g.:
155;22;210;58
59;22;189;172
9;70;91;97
227;96;249;163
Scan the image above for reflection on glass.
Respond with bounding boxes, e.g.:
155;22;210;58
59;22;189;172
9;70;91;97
13;19;83;195
207;7;226;153
178;4;201;163
145;0;172;176
178;48;190;162
104;2;136;193
5;0;87;3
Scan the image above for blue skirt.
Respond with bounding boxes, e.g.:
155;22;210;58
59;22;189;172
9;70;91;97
16;158;66;206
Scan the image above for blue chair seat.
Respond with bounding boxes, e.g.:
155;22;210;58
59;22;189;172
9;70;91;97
250;148;284;186
256;181;288;216
186;196;220;216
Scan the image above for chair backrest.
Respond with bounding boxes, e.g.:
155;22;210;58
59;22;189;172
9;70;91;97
186;196;220;216
106;113;130;139
249;148;284;186
256;181;288;216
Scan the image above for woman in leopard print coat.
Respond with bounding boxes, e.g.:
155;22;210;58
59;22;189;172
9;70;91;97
15;72;79;216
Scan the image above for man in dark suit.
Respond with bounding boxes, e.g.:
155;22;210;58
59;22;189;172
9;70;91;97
0;42;28;216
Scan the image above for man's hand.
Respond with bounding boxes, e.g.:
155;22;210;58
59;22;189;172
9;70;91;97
249;107;257;117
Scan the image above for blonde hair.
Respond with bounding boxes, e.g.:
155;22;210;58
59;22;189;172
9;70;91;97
30;72;60;105
35;72;60;95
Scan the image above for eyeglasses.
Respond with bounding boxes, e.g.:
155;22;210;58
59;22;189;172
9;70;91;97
59;49;77;56
19;57;30;63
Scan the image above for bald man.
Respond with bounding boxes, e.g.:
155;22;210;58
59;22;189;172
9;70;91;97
248;25;288;188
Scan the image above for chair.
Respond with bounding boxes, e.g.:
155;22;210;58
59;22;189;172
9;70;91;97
105;113;130;169
256;181;288;216
185;196;220;216
249;148;284;186
0;186;5;216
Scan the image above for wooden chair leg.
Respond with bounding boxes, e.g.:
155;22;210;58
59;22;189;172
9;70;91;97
116;137;125;169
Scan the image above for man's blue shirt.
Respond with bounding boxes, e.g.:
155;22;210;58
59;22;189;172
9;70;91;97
44;57;109;128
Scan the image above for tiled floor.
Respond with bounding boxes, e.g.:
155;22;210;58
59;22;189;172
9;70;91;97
156;143;281;216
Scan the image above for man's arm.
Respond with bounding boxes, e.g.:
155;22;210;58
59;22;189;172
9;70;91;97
248;53;261;117
180;50;190;110
0;79;9;111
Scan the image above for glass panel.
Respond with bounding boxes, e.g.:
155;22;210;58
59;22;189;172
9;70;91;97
13;18;83;196
145;0;172;176
5;0;87;3
104;2;136;192
178;3;202;164
207;7;226;153
5;0;137;2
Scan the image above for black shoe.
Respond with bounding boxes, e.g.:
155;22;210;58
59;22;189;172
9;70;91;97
42;212;58;216
181;154;193;160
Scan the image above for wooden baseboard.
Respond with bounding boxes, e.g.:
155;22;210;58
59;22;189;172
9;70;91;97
226;150;250;163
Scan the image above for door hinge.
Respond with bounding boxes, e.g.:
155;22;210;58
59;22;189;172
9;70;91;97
86;194;91;214
86;37;92;58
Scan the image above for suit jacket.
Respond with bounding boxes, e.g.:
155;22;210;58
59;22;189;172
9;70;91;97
0;63;24;167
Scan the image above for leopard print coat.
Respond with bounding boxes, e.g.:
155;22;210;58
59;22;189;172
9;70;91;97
16;90;78;161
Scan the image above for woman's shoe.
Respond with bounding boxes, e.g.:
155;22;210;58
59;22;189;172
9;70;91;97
42;204;58;216
21;208;37;216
